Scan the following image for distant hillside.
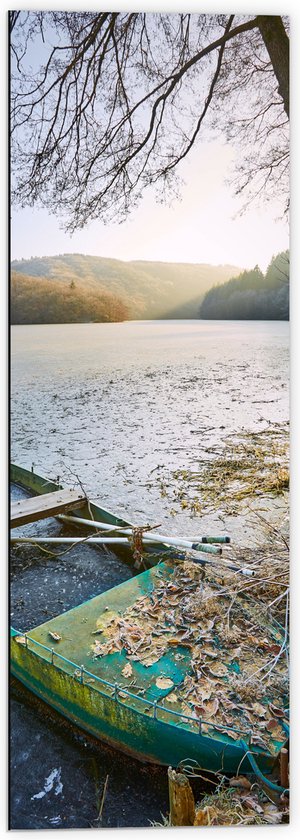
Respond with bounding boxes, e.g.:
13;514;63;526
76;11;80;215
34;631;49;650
11;253;241;322
199;252;289;321
11;272;129;324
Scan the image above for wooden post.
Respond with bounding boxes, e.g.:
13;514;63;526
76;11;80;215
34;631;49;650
168;766;195;826
280;748;289;789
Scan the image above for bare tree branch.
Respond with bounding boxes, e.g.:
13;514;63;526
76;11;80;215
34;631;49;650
10;12;289;230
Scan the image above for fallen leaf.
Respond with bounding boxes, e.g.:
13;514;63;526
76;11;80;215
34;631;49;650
92;639;121;657
230;776;252;790
202;648;218;659
194;705;206;717
204;697;219;717
207;662;228;678
251;734;269;750
165;692;178;703
200;687;212;702
214;727;240;741
48;631;61;642
266;718;278;731
15;635;26;645
167;637;185;646
269;703;285;718
266;723;285;741
140;654;162;667
252;702;267;718
155;677;174;690
262;803;282;824
96;610;119;632
262;642;282;655
242;795;264;814
122;662;133;678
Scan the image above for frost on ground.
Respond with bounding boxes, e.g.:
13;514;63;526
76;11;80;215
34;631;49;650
31;767;63;800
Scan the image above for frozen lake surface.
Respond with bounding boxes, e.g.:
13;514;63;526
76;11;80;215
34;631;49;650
11;319;289;543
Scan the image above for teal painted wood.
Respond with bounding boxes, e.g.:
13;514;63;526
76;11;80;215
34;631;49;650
10;631;275;775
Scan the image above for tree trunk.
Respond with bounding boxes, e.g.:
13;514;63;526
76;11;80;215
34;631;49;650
257;16;289;118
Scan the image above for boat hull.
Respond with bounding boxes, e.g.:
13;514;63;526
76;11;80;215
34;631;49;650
10;633;275;774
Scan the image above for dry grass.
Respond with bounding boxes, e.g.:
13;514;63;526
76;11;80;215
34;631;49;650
159;423;289;516
150;780;287;827
193;782;285;825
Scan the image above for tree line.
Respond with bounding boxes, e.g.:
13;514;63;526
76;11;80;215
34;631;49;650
199;252;289;320
11;272;129;324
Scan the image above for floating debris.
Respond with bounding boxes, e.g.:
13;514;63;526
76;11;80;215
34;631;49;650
158;424;289;516
31;767;63;801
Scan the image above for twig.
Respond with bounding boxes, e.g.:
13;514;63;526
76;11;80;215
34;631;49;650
243;591;289;684
98;774;109;823
261;592;289;681
267;588;289;609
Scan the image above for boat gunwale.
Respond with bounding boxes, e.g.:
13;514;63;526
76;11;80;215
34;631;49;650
11;628;265;747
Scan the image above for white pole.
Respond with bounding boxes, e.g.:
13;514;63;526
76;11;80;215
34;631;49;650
58;514;221;555
10;534;216;552
10;535;254;575
11;536;144;545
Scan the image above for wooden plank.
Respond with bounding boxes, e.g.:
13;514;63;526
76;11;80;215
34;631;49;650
10;489;86;529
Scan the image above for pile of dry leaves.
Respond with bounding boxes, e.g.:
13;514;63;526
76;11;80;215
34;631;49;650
193;778;288;825
90;555;289;752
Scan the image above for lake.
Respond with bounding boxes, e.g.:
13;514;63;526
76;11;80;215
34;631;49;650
11;320;289;545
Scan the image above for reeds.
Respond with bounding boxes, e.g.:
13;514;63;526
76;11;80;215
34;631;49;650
159;423;289;516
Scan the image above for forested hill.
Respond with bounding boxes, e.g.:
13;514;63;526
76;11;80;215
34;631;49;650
11;254;241;323
11;272;130;324
199;252;289;321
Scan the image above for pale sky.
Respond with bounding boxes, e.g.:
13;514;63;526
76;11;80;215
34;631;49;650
11;140;288;273
10;2;290;273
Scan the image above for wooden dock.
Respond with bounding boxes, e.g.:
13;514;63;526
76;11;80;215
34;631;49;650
10;489;86;529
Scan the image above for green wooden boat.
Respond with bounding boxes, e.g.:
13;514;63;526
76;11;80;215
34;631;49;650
10;461;148;540
10;464;178;568
11;566;289;776
10;463;215;566
10;464;289;778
